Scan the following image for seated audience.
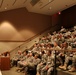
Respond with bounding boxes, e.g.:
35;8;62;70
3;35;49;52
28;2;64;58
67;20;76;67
10;25;76;74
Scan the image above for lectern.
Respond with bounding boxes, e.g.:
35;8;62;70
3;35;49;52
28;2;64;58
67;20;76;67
0;56;10;70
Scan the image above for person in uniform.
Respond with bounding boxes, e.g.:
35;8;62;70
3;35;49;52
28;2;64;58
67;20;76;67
41;50;54;75
25;53;41;75
36;51;47;75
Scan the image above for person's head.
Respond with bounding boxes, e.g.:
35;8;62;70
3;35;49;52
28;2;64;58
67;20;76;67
34;53;39;59
46;50;51;56
25;50;28;54
61;26;63;29
41;51;45;55
7;53;10;57
37;43;40;47
18;50;22;55
54;42;58;47
73;35;76;38
63;42;68;47
50;44;54;47
29;52;34;57
60;43;63;48
23;50;28;55
33;43;37;47
41;43;44;46
48;33;50;35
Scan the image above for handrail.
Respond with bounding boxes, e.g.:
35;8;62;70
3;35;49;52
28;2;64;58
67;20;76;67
10;24;60;53
49;49;76;52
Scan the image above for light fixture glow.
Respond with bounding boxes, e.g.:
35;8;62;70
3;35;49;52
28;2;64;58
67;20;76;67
49;0;52;2
5;7;7;9
49;7;51;9
0;21;25;40
58;12;61;15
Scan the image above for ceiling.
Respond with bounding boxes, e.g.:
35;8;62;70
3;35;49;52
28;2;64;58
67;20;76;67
0;0;76;15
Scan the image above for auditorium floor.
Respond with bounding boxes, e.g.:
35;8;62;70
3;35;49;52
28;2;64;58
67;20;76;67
1;67;24;75
57;68;76;75
2;67;76;75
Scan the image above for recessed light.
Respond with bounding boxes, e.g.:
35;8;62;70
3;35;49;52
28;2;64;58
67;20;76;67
5;7;7;9
58;12;61;15
49;7;52;9
49;0;52;2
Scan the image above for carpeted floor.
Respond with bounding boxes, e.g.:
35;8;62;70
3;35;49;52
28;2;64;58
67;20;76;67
2;67;76;75
1;67;24;75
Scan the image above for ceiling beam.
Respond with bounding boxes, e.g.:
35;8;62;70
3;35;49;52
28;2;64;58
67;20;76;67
40;0;54;9
0;0;4;8
12;0;17;6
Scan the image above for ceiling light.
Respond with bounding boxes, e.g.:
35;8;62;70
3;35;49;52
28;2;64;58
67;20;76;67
5;7;7;9
49;0;52;2
48;7;52;10
48;7;51;10
49;7;51;9
58;12;61;15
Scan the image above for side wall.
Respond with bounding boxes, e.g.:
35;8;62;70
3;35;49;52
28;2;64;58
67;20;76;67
52;13;61;27
0;7;52;41
0;7;52;53
61;5;76;28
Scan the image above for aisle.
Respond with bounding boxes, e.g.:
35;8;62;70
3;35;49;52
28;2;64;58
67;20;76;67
1;67;24;75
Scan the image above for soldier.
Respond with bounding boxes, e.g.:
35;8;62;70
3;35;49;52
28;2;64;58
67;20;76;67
25;53;41;75
59;42;76;72
17;50;28;67
59;52;76;72
16;51;34;72
36;51;47;75
69;53;76;72
59;55;73;71
74;25;76;30
41;50;54;75
60;26;66;33
11;50;22;67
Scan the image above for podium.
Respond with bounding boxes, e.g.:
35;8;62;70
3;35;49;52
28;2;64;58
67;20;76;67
0;56;10;70
0;70;2;75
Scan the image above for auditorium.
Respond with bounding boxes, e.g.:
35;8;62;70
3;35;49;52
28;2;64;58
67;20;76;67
0;0;76;75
